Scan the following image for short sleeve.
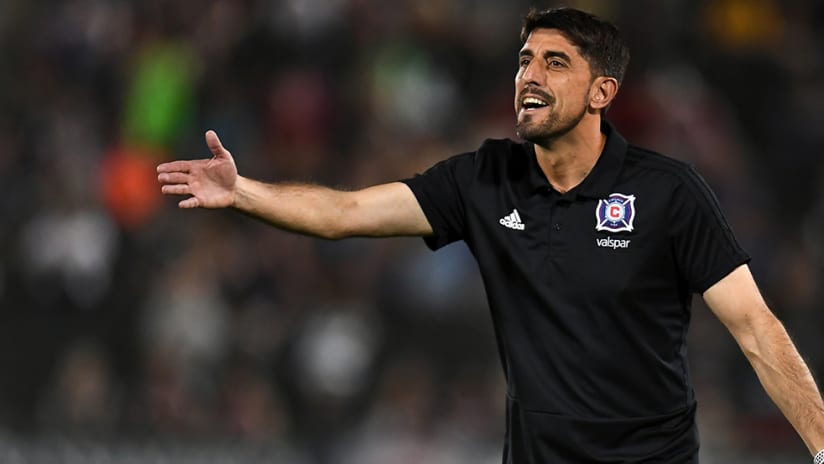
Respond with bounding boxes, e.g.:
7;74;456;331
669;166;750;293
400;151;476;250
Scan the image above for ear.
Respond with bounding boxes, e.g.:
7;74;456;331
589;77;619;111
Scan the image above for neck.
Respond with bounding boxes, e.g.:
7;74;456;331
534;115;606;193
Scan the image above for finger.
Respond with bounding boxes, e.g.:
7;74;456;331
162;184;191;195
157;160;191;173
205;130;230;159
179;197;200;208
157;172;190;185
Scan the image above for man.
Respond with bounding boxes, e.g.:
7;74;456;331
157;7;824;463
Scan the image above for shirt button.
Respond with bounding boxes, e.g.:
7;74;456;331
553;223;562;231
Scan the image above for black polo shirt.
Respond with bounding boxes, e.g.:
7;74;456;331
401;121;750;463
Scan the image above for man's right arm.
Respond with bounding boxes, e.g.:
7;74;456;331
232;177;433;239
157;130;434;239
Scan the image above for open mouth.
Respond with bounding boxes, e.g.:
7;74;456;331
521;96;549;111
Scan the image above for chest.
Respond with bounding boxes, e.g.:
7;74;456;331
465;187;676;295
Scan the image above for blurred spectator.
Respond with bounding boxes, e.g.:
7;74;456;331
36;338;120;437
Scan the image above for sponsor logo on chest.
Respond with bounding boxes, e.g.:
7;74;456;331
596;236;631;249
595;193;636;249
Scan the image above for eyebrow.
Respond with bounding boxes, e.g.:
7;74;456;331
519;49;573;63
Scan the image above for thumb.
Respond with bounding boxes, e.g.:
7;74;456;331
205;130;230;158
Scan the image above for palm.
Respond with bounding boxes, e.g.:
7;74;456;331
191;155;237;207
157;130;238;209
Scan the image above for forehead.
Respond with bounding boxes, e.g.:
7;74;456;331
520;28;581;58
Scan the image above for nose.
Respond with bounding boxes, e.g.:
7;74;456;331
518;60;543;86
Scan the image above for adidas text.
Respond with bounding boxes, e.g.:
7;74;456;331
596;237;631;249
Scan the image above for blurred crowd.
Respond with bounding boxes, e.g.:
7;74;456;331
0;0;822;462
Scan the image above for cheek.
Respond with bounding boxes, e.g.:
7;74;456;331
557;85;588;111
513;78;524;108
575;80;594;103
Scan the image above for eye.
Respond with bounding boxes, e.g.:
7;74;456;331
519;57;531;67
548;59;566;68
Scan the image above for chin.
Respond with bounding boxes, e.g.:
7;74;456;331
516;111;584;144
516;121;554;144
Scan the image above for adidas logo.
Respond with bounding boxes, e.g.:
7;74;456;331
499;209;525;230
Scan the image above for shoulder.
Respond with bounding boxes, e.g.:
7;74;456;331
429;138;523;165
408;139;526;190
475;138;531;167
623;144;713;190
624;145;725;217
624;144;693;178
470;139;535;187
463;138;527;164
477;138;525;153
431;138;529;174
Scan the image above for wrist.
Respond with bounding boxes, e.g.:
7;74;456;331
231;175;251;210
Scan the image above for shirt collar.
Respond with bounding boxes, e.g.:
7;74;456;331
525;120;628;199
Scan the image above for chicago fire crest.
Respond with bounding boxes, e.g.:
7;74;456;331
595;193;636;233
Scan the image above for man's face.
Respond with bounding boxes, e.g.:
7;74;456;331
515;28;595;144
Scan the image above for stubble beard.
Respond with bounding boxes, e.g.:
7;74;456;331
515;103;588;147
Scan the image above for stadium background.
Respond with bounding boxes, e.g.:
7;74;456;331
0;0;823;462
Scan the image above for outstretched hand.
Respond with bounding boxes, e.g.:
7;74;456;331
157;130;238;209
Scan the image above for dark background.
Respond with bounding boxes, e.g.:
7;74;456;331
0;0;823;462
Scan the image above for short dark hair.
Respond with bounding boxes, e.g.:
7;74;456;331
521;7;630;85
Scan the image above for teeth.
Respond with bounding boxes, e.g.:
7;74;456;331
523;97;547;107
